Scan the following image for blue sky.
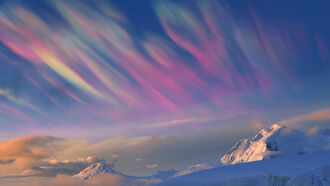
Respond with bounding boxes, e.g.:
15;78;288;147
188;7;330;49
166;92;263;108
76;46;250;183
0;0;330;178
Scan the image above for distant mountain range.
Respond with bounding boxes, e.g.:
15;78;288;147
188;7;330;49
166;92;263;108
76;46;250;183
73;124;330;185
73;162;176;181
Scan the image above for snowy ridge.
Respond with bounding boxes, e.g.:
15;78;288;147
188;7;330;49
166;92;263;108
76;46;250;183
158;150;330;186
221;124;290;164
173;163;214;177
72;163;116;180
221;124;330;164
73;162;175;181
149;170;178;180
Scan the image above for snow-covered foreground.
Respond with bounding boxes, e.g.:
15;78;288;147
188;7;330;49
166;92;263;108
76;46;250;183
157;150;330;186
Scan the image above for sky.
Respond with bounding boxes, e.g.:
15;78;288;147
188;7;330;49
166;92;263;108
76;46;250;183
0;0;330;183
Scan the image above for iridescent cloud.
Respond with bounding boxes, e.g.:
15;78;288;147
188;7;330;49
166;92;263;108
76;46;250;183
0;1;328;138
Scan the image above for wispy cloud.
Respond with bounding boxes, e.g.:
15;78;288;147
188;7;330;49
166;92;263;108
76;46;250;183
279;108;330;127
142;118;197;129
0;104;33;122
0;0;324;134
0;88;36;110
249;120;265;132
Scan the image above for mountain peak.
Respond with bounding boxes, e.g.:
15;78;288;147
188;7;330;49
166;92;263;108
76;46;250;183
73;163;115;180
251;124;286;142
221;124;305;164
270;123;284;130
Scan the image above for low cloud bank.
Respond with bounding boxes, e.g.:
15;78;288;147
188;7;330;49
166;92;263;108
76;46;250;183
35;174;158;186
0;134;177;178
0;136;61;173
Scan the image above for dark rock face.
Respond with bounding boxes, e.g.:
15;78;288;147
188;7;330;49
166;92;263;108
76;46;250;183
266;141;278;151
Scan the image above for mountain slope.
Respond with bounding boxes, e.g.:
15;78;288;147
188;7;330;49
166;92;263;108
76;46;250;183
72;163;116;180
158;150;330;186
173;163;215;177
221;124;330;164
74;162;175;181
149;170;178;180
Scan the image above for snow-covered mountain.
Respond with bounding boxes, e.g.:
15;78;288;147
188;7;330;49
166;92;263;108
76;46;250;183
221;124;330;164
74;124;330;185
73;162;175;181
72;163;117;180
159;150;330;186
159;124;330;185
173;163;214;177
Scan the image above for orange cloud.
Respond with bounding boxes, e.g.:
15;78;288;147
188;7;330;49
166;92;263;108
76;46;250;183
0;136;61;171
249;120;264;132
